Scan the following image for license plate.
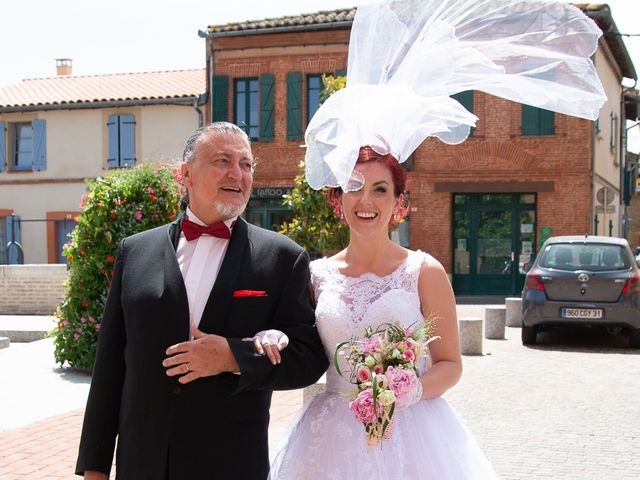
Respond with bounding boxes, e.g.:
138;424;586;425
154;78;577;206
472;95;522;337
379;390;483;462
561;308;603;319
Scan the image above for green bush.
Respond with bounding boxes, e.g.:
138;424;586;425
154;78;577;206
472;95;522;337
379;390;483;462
280;162;349;255
53;164;180;370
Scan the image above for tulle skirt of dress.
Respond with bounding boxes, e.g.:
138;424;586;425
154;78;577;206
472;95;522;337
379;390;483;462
270;392;498;480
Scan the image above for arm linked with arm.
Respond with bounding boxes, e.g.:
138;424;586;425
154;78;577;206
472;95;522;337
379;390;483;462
227;249;328;392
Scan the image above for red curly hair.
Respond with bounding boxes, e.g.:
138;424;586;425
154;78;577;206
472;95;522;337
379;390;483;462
326;146;408;226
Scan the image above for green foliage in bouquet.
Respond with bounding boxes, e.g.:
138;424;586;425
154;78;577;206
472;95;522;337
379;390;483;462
52;164;181;370
280;74;349;255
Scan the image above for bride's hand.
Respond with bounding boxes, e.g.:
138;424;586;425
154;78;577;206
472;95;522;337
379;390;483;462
243;329;289;365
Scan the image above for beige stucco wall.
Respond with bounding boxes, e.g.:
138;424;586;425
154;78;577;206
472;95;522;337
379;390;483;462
0;104;199;263
592;46;624;236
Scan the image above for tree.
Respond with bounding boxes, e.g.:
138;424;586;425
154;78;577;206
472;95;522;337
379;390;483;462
280;74;349;255
52;164;180;370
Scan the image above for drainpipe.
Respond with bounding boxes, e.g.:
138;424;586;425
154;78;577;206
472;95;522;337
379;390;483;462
193;92;208;127
621;79;638;239
198;29;215;124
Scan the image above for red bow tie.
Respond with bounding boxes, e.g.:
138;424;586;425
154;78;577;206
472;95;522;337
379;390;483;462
182;217;232;241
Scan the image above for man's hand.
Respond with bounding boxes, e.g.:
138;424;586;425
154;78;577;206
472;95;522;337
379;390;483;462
84;471;109;480
163;326;240;384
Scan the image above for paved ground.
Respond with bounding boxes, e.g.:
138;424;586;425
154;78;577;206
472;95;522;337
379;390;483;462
1;308;639;479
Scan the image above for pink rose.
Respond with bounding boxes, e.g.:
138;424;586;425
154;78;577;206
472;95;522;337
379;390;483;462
403;349;415;362
386;366;420;408
73;333;80;340
96;323;101;330
373;364;384;375
147;187;155;193
357;366;372;383
80;317;87;324
349;389;382;425
362;336;381;354
135;210;143;220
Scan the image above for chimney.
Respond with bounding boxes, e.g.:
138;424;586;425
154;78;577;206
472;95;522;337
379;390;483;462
56;58;72;76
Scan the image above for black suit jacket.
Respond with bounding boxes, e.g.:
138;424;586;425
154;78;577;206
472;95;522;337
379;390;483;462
76;217;328;479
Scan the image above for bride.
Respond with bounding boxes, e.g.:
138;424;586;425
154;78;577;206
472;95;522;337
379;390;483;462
254;0;606;477
269;146;497;479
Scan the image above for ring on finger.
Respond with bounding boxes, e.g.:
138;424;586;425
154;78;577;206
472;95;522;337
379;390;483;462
185;363;190;372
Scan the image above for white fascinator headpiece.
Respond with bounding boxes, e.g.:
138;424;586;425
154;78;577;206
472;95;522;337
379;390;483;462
304;0;607;191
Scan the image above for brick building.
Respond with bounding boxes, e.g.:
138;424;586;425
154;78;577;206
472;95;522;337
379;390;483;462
200;5;638;295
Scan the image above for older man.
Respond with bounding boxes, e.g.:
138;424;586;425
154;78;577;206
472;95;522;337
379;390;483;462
76;122;328;479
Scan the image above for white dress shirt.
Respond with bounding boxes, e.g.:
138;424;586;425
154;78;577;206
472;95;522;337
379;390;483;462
176;207;237;337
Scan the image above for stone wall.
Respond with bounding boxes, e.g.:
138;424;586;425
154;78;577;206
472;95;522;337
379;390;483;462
0;265;67;315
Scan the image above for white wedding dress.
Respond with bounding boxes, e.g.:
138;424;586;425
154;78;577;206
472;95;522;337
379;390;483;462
270;250;497;479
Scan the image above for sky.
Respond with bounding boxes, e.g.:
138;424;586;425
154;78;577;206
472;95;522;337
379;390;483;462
2;0;638;146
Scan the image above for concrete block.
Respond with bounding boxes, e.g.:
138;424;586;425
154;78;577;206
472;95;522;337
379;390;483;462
485;306;506;339
505;297;523;327
0;337;9;349
459;317;483;355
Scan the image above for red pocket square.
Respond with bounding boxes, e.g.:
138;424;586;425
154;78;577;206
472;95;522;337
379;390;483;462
233;290;267;298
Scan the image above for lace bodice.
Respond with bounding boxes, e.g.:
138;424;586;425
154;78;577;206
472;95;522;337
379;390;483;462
311;250;430;394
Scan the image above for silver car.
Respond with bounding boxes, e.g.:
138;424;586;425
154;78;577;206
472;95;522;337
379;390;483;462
521;235;640;348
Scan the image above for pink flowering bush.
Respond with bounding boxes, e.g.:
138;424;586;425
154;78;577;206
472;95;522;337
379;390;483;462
52;164;180;370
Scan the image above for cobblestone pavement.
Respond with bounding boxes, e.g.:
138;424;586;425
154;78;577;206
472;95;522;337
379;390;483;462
1;310;639;479
444;322;640;479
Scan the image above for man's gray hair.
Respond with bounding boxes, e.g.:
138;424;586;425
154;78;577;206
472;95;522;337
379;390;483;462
182;122;251;164
179;122;253;211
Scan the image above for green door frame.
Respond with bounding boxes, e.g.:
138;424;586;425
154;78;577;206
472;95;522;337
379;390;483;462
452;193;536;295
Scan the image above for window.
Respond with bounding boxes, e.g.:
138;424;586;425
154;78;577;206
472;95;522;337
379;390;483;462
107;114;136;168
522;105;554;136
235;78;259;140
13;123;33;170
233;75;274;142
307;75;323;124
46;212;78;263
0;119;47;172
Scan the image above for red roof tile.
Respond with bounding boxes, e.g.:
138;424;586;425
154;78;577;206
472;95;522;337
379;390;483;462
0;69;206;109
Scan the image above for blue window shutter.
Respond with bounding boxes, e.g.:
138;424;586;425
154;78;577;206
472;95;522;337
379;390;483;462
212;75;229;122
107;115;119;168
522;105;539;136
119;114;136;167
6;215;22;264
335;69;347;78
286;72;302;141
0;121;5;172
32;119;47;171
259;74;275;142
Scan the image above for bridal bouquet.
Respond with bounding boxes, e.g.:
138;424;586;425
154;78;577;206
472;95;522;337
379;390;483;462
333;319;439;446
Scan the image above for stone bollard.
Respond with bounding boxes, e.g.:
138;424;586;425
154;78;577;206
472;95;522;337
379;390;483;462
303;374;326;405
485;306;506;340
505;297;523;328
458;317;483;355
0;337;9;349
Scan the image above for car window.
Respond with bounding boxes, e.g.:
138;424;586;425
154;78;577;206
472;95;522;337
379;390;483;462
538;243;631;271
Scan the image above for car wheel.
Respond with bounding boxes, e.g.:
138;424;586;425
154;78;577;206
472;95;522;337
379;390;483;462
522;324;537;345
630;328;640;349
